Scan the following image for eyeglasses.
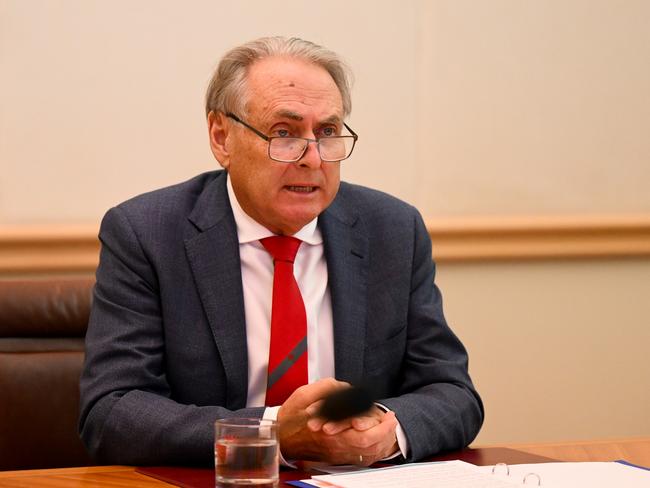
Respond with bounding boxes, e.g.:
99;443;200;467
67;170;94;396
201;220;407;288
226;112;358;163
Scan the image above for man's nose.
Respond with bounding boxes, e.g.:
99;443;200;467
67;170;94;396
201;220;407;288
298;140;322;168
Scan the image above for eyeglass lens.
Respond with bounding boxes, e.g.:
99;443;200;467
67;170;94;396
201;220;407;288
270;137;354;162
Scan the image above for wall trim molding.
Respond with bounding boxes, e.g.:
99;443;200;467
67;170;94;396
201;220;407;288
426;214;650;262
1;214;649;275
0;225;100;275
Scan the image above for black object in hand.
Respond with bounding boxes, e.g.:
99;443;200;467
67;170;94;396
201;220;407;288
317;385;374;421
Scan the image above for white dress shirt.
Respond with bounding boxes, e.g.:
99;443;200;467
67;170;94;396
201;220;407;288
226;176;335;409
226;175;408;460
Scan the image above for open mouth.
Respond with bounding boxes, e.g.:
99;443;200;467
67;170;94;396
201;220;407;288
285;185;317;193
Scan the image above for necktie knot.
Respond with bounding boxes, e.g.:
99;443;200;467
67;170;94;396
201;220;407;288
260;236;302;264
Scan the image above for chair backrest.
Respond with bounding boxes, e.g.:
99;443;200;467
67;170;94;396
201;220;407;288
0;277;95;470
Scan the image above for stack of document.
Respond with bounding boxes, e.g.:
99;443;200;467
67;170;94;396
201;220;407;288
288;459;650;487
478;461;650;487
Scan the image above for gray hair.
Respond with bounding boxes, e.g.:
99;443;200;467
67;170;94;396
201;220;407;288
205;36;352;118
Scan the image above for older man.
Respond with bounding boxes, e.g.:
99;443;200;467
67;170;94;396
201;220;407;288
79;37;483;467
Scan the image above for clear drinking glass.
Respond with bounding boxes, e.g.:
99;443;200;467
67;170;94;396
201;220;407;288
214;418;279;487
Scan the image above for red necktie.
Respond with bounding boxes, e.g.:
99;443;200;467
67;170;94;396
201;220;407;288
261;236;308;406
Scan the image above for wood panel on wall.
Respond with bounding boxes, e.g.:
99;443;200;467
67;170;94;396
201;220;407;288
1;214;649;275
0;225;100;276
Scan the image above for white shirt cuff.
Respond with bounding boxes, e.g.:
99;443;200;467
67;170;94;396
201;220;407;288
375;402;409;460
263;406;298;468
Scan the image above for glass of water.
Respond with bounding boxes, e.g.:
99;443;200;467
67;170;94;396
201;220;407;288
214;418;279;488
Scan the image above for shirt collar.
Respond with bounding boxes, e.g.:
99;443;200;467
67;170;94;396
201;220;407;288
226;173;322;245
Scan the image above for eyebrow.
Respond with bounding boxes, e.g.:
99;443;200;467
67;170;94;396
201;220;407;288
274;110;342;126
320;114;343;126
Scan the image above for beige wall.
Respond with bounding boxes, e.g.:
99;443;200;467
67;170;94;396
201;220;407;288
415;1;650;216
2;1;649;444
438;259;650;444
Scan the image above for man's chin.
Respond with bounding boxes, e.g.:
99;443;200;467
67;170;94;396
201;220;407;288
273;210;321;235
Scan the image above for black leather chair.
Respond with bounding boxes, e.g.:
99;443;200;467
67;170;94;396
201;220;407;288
0;278;95;470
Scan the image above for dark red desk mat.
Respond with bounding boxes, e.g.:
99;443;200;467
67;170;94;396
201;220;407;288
136;447;555;487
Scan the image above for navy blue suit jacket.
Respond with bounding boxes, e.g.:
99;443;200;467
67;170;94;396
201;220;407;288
79;170;483;465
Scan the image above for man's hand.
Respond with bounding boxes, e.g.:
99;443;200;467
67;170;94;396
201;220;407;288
277;379;399;466
277;378;349;448
307;404;399;466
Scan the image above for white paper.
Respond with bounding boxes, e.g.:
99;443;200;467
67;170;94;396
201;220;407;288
477;461;650;487
309;460;531;487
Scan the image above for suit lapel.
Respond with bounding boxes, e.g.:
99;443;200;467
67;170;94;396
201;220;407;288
320;187;369;385
184;172;248;409
182;176;369;403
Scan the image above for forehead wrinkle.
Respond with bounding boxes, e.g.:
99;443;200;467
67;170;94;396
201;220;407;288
247;61;344;126
275;109;303;121
257;96;343;128
262;77;340;101
271;111;342;127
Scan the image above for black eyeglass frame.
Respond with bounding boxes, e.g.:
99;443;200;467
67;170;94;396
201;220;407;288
226;112;358;163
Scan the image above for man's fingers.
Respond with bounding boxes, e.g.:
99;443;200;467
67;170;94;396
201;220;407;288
349;405;385;431
297;411;399;465
343;411;398;449
321;419;353;435
350;415;381;431
330;411;398;465
279;380;399;464
312;405;384;434
305;399;324;417
323;412;382;434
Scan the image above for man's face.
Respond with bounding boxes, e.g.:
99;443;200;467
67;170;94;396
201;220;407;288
214;57;344;235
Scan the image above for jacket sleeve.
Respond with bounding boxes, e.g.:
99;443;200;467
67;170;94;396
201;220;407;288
78;206;263;466
379;211;484;461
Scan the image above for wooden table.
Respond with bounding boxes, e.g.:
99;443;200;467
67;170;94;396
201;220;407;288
489;437;650;468
0;439;647;487
0;465;159;487
0;447;554;487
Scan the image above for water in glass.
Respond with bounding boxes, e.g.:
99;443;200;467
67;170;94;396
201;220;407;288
215;437;279;487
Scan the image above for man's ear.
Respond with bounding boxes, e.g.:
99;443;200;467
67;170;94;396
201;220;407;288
207;111;231;169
